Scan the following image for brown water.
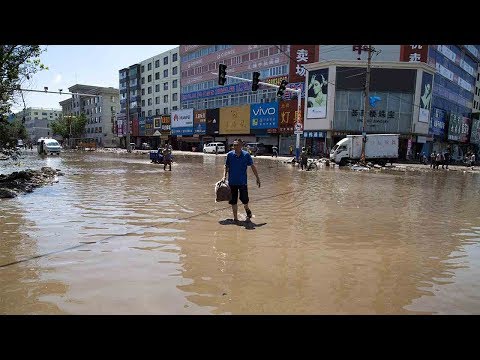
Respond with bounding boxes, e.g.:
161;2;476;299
1;150;480;314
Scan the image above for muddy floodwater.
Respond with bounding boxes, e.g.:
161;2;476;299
1;150;480;314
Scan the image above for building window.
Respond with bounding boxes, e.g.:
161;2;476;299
141;65;144;73
172;66;178;75
148;98;152;106
156;96;160;104
164;56;168;65
141;88;145;95
155;84;160;92
141;77;145;84
155;72;160;80
172;106;177;110
147;63;152;71
164;107;168;114
172;93;178;101
156;109;161;115
164;69;168;78
155;60;160;68
141;100;145;106
141;111;145;117
172;53;178;62
172;79;178;88
148;110;152;116
164;82;168;91
164;95;168;103
148;86;152;94
148;75;152;82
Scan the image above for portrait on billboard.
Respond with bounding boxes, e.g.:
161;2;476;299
418;71;433;123
307;69;328;119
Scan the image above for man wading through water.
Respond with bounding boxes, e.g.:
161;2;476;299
222;138;261;223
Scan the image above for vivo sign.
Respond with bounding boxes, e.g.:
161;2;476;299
250;101;279;129
252;107;276;116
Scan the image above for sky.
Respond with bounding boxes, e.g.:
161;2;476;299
11;45;178;113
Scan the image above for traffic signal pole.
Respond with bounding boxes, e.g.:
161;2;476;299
211;72;302;161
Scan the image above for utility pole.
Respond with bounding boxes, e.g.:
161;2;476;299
126;73;131;153
360;45;373;165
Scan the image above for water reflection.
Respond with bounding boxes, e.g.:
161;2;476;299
1;151;479;314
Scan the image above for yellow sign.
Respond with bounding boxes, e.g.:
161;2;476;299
219;105;250;134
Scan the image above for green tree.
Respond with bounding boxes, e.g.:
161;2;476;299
0;45;47;148
50;113;87;142
0;118;27;148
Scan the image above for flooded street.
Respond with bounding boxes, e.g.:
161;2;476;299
1;150;480;314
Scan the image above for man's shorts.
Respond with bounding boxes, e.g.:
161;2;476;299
229;185;249;205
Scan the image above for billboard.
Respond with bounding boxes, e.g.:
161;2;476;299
171;109;194;136
132;118;139;137
289;45;319;84
448;113;471;143
193;110;206;135
145;117;154;136
206;108;219;135
470;119;480;145
307;68;328;119
279;100;304;134
139;117;146;136
429;108;447;138
250;101;279;130
219;105;250;135
419;72;433;123
161;115;171;135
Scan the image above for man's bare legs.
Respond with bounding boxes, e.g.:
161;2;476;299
232;203;251;222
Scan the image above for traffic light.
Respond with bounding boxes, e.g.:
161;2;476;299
251;71;260;91
218;64;227;86
277;80;288;97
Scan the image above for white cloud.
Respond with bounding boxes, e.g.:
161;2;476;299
53;74;62;84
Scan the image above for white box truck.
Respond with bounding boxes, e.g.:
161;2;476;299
330;134;399;166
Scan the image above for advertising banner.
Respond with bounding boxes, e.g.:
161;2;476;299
206;108;219;135
429;107;447;138
307;68;328;119
194;110;207;135
250;101;278;130
171;109;194;136
419;72;433;123
219;105;250;135
279;100;304;134
470;119;480;145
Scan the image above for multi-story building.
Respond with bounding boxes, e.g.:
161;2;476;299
14;107;62;142
318;45;480;160
117;47;180;147
59;84;120;147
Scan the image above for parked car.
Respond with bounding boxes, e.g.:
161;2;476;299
203;142;225;154
243;142;267;156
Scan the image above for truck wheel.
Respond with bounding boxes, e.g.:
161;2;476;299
339;158;347;166
378;160;387;167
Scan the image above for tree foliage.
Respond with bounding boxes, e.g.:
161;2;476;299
0;119;27;148
0;45;47;149
50;113;88;139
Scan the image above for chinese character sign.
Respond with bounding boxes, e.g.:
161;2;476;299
400;45;428;63
419;72;433;123
307;68;328;119
289;45;319;84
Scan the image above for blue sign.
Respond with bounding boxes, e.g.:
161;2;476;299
250;101;279;129
172;127;193;136
429;107;446;138
194;122;206;135
139;117;146;136
303;131;326;138
182;81;252;101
